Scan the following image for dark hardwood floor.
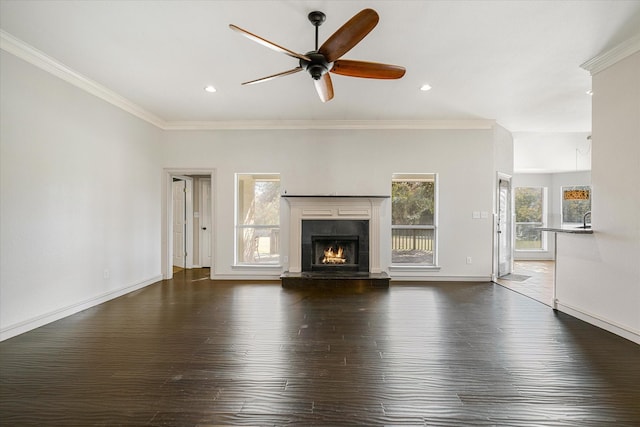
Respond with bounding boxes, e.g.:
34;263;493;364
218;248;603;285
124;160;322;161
1;269;639;426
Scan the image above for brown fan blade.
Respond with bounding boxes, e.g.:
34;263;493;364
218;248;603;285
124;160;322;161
331;60;406;79
229;24;311;61
319;9;379;63
314;73;334;103
242;67;303;86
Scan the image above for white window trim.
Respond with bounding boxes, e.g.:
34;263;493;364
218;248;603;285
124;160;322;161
234;173;281;266
390;173;439;267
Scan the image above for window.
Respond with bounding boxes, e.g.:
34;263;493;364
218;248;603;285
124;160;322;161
236;174;280;265
561;185;591;226
514;187;546;250
391;174;437;265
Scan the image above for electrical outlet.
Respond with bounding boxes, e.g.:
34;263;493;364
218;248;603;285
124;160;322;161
103;269;110;279
466;257;472;264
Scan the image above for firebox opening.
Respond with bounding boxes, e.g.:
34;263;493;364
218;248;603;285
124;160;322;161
301;219;370;273
311;235;358;271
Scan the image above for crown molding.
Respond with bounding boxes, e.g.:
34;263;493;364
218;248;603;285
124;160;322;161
581;33;640;75
0;30;166;128
1;30;496;132
162;119;496;131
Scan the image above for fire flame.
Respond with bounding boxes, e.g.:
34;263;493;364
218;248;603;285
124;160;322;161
322;246;347;264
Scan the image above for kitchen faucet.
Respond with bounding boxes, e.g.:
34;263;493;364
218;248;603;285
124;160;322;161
583;211;592;228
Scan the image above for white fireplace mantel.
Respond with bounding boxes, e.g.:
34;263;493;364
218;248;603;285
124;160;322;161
283;195;388;274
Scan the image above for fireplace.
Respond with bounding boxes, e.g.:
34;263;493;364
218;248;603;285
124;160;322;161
283;195;387;274
302;220;369;273
281;195;389;287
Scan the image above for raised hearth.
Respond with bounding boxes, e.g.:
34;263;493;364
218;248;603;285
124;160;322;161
281;271;390;289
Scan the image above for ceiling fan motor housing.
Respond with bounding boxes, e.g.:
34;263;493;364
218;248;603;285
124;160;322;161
300;52;333;80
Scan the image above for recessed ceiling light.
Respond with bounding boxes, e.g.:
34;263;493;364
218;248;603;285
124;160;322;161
420;84;432;92
204;85;217;93
586;89;593;96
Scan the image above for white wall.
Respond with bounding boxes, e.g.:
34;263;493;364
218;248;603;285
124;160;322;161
555;51;640;344
162;128;507;281
0;52;163;341
514;132;591;173
513;171;591;260
494;125;515;177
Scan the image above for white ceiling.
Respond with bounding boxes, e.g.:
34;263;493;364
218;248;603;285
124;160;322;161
1;0;639;133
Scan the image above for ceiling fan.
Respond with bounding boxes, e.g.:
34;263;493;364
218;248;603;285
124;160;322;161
229;8;406;103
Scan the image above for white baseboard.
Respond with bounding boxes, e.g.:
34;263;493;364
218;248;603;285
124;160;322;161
0;275;162;342
209;274;492;282
556;302;640;345
391;275;492;282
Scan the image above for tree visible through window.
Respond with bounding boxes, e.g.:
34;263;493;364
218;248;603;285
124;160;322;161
514;187;545;250
392;174;436;265
236;174;280;264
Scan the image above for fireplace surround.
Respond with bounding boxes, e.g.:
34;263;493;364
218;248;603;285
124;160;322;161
281;195;389;288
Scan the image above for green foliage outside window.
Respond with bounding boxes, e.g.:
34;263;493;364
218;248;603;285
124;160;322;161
251;181;280;226
514;187;544;250
515;187;543;223
392;181;434;225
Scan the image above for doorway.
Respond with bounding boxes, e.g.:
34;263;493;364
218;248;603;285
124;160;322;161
163;170;215;280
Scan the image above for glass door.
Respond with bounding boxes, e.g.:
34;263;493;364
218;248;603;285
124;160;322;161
497;177;512;278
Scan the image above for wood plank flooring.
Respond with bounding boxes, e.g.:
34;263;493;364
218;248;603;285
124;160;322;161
1;269;639;426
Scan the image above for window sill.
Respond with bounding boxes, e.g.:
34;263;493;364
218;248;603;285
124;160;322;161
389;265;441;272
232;264;282;270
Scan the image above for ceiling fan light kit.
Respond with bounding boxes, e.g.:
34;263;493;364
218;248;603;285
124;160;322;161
230;8;406;102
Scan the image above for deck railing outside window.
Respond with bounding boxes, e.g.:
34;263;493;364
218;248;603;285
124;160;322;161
391;226;435;264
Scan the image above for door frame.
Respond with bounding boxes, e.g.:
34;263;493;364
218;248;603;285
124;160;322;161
493;172;514;280
162;168;215;280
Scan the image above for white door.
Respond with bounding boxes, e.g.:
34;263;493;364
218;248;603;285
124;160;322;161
497;176;513;277
172;179;186;267
199;179;212;268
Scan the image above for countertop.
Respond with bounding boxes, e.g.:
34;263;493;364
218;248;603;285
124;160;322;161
537;227;593;234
